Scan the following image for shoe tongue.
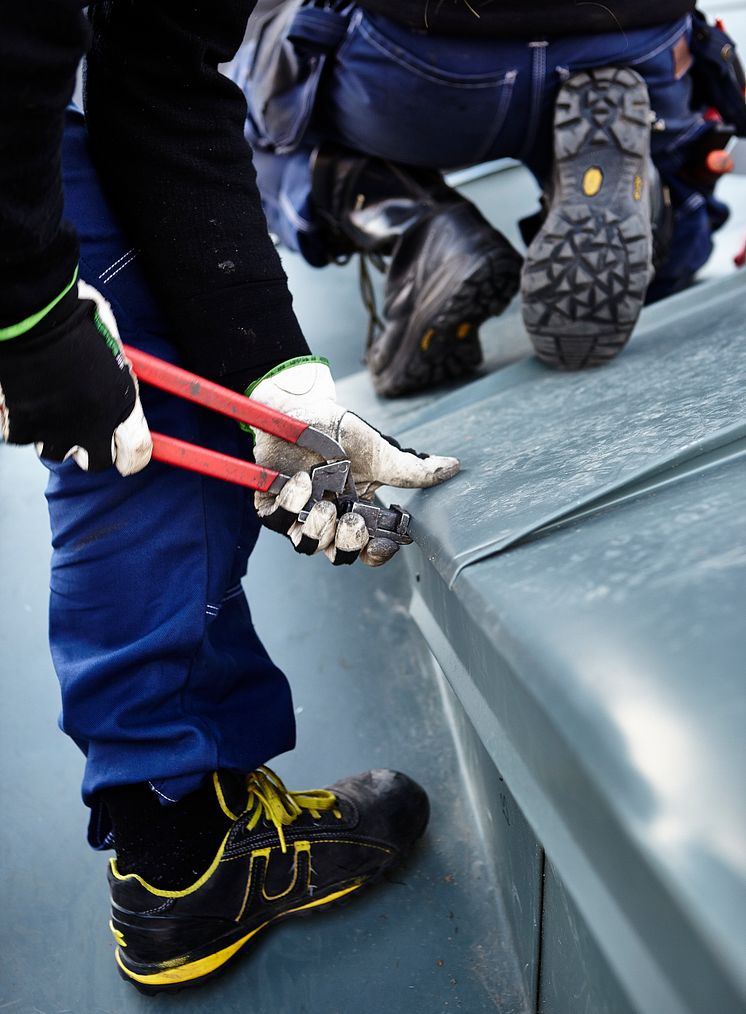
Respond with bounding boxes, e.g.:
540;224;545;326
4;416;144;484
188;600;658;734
213;770;251;819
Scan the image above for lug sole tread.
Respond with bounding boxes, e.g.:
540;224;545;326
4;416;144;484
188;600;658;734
521;66;653;370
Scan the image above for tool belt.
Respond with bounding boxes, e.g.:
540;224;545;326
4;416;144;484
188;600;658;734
689;9;746;135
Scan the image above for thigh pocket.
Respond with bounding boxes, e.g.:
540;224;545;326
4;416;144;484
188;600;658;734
329;12;517;167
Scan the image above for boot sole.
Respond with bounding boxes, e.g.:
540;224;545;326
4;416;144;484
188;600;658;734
114;828;426;995
521;67;653;369
115;878;365;995
371;243;521;398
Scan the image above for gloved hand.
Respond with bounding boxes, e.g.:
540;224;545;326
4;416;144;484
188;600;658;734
250;357;459;566
0;278;152;474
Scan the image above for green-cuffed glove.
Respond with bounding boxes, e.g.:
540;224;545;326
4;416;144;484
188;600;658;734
0;278;152;475
249;357;459;566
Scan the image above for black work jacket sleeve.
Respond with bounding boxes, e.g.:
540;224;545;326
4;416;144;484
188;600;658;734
0;0;309;382
85;0;309;382
0;0;87;331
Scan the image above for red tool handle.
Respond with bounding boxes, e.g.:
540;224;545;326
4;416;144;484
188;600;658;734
149;433;285;493
123;345;308;444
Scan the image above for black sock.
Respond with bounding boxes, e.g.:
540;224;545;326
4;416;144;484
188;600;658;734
102;777;234;890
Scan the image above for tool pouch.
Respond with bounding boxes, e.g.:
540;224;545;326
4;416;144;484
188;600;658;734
230;0;352;154
690;9;746;136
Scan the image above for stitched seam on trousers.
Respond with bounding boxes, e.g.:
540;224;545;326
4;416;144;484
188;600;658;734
99;247;136;281
660;118;706;156
148;781;178;803
627;17;690;67
520;42;547;159
477;69;518;164
102;254;138;284
177;426;221;779
356;16;515;89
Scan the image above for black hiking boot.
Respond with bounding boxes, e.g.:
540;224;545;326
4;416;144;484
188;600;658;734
109;767;429;992
521;67;654;369
368;202;522;397
311;144;522;397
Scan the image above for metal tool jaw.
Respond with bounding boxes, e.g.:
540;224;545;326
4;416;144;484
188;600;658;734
297;460;353;522
297;458;413;546
121;349;417;548
338;498;413;546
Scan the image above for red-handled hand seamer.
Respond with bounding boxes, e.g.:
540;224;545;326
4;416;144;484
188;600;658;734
123;346;413;546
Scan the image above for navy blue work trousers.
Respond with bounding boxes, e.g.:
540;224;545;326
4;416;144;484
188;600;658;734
233;9;719;292
45;109;295;844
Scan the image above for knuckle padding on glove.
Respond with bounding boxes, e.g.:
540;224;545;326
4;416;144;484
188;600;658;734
260;504;298;536
293;532;320;556
331;548;361;567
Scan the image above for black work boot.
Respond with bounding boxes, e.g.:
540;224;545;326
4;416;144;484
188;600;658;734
312;144;523;397
368;202;523;397
311;142;451;260
108;766;429;992
521;67;654;369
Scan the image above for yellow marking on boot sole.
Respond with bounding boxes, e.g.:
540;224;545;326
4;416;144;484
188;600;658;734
633;174;643;200
420;329;434;352
582;167;603;196
456;323;472;339
114;882;363;987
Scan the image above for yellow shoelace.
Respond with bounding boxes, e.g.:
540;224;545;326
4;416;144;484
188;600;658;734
244;767;342;853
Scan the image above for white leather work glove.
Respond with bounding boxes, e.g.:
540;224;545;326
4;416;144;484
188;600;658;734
250;357;460;566
0;278;152;475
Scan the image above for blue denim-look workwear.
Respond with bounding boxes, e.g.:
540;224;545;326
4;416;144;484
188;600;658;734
237;8;718;289
46;109;295;845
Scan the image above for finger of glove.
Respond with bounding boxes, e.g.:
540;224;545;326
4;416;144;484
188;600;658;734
254;471;312;535
0;389;8;443
324;510;369;566
360;537;400;568
340;412;460;495
36;437;115;472
113;397;153;476
289;499;337;556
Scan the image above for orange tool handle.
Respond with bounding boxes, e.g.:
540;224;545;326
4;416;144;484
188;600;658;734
123;345;308;444
149;433;284;493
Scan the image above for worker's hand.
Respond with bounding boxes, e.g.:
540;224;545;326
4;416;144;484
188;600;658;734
250;358;459;566
0;279;152;475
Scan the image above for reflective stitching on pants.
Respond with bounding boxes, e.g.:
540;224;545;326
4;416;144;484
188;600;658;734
101;253;138;284
148;781;178;803
99;248;136;281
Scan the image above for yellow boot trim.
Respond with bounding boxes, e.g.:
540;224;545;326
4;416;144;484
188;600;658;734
114;881;364;987
109;829;231;898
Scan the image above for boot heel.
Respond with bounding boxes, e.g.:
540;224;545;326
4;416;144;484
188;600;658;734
522;67;654;370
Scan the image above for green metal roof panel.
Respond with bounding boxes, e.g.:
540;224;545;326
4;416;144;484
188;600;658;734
408;443;746;1014
371;274;746;589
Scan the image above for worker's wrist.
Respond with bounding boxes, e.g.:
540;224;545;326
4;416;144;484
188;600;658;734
0;268;79;343
244;356;331;398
